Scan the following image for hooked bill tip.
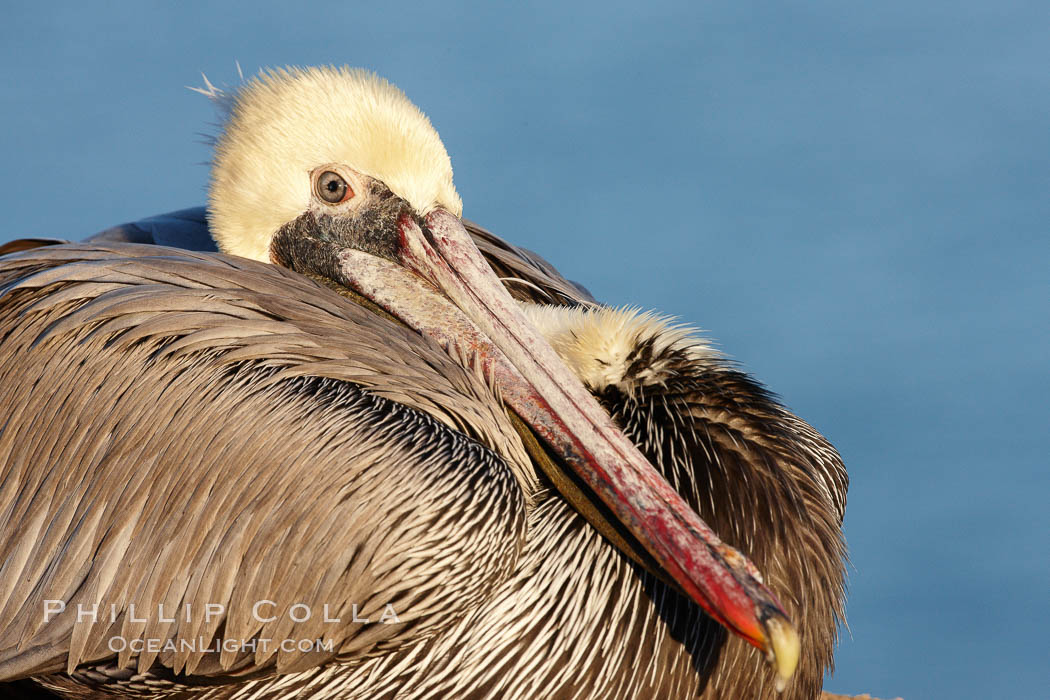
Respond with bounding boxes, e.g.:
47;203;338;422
765;614;801;692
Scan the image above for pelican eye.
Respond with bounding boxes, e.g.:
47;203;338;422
315;170;353;204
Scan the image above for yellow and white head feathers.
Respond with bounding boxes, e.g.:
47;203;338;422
519;303;721;395
205;66;463;261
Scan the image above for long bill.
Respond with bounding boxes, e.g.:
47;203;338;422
335;208;800;688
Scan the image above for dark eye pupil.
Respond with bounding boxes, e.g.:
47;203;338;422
316;171;350;203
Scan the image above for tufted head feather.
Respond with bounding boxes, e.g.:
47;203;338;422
206;65;463;261
519;303;722;395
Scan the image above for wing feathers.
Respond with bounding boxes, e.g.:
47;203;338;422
0;245;529;690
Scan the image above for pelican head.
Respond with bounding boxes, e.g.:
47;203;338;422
209;66;461;262
202;65;800;687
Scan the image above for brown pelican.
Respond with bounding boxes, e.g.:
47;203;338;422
0;66;847;699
